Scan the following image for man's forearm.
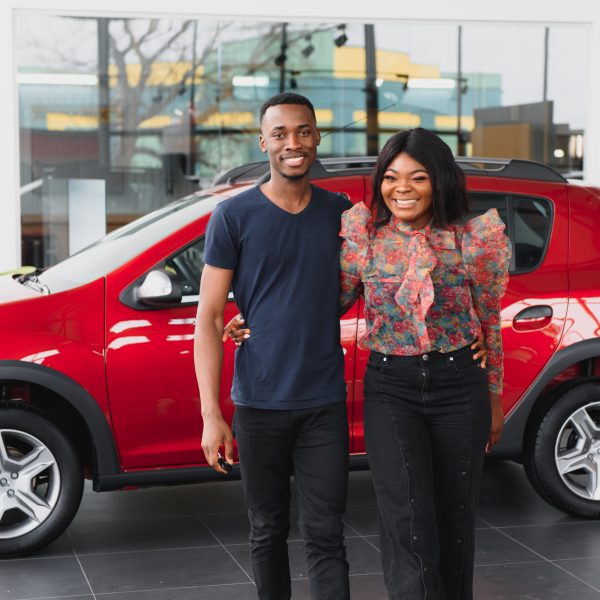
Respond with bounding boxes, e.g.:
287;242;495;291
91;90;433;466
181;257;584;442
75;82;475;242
194;311;225;418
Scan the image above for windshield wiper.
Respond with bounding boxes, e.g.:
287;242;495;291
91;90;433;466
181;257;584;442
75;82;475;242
18;270;50;295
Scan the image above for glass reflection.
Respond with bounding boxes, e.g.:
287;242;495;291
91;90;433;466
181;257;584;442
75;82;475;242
16;14;588;269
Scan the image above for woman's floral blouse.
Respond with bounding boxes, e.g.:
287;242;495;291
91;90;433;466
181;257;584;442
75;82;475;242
340;202;511;394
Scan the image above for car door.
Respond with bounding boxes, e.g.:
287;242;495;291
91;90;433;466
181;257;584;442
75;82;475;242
466;182;569;418
104;218;241;470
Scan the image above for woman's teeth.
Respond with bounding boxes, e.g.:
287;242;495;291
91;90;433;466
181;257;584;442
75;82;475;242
393;199;418;207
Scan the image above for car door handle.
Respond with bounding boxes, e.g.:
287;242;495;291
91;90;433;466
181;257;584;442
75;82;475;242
513;305;553;331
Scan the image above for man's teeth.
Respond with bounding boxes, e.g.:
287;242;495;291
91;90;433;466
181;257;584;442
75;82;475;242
284;156;304;166
393;199;418;207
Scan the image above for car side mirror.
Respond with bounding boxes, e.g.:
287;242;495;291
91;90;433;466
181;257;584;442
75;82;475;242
136;269;182;306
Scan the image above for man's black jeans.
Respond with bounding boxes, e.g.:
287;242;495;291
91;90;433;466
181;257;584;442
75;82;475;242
364;344;491;600
233;401;350;600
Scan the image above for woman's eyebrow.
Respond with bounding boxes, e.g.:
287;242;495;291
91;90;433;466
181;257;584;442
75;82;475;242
385;168;428;175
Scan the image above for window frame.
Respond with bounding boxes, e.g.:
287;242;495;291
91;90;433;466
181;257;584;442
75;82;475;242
467;191;554;276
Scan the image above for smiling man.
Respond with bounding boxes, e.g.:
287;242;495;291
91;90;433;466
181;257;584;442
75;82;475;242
194;93;352;600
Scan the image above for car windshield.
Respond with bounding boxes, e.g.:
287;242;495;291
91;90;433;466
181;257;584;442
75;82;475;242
38;193;223;293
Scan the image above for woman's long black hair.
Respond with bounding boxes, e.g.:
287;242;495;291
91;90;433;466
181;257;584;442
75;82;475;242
371;128;470;228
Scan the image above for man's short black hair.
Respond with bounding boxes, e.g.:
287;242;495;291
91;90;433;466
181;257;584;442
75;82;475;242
259;93;316;124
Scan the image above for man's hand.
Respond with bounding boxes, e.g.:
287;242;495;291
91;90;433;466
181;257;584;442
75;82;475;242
486;392;504;453
470;332;487;368
201;414;234;474
223;314;250;345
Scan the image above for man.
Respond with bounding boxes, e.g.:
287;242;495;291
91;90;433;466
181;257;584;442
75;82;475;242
194;93;352;600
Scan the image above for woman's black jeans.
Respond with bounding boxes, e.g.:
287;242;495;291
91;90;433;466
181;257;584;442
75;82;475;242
364;344;491;600
233;401;350;600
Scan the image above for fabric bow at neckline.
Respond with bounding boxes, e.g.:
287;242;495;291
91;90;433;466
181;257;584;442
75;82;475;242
393;225;456;347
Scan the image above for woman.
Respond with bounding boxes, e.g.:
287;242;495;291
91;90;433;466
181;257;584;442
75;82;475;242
340;128;510;600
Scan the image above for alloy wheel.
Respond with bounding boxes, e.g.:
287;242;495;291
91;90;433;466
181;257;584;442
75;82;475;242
554;401;600;501
0;429;61;538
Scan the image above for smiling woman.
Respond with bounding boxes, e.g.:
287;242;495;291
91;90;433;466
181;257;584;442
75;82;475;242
380;153;433;228
339;128;511;600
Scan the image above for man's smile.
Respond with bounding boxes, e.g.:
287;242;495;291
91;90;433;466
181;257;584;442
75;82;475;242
282;154;307;167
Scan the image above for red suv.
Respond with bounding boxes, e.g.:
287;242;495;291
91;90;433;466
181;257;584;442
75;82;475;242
1;157;600;557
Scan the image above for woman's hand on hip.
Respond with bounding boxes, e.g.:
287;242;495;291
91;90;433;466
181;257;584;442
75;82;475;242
223;314;250;346
470;332;487;368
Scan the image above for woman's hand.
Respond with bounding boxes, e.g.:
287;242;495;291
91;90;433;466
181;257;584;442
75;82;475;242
223;314;250;346
486;392;504;453
470;332;487;368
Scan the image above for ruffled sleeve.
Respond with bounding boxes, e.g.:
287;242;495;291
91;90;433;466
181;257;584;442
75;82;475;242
462;209;511;395
339;202;371;314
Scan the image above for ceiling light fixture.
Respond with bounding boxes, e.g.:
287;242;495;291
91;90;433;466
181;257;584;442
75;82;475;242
334;24;348;47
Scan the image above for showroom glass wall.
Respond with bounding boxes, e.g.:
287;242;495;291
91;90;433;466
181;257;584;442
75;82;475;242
16;14;588;267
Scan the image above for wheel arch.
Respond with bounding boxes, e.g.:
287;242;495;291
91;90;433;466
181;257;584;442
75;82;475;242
0;360;121;485
492;339;600;459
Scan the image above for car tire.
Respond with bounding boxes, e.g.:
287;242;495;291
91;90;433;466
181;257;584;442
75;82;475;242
0;407;84;557
524;381;600;518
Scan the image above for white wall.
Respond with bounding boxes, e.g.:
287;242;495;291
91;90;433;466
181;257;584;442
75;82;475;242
2;0;599;270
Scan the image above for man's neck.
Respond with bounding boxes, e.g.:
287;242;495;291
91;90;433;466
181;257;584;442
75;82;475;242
260;174;312;214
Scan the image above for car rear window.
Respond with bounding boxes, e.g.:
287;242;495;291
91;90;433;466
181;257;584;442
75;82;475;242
468;192;552;274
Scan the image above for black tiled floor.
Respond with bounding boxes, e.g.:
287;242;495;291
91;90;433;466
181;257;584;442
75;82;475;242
0;556;91;598
499;521;600;561
79;546;252;594
2;461;600;599
69;515;216;554
555;556;600;589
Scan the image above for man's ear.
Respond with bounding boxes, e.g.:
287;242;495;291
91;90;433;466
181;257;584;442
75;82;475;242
315;128;321;147
259;134;267;153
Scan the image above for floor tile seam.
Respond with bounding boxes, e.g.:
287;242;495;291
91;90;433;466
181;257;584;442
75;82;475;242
219;533;368;549
11;581;259;600
495;520;600;530
474;559;546;568
67;531;98;600
198;517;255;584
65;542;227;558
554;554;600;562
11;595;94;600
92;580;257;596
0;553;78;563
289;570;384;581
477;516;600;594
342;520;381;553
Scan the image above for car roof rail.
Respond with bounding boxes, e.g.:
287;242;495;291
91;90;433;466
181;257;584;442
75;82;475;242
319;156;377;170
212;161;270;185
454;157;566;182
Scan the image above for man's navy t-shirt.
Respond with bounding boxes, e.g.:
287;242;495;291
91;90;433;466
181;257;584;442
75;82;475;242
203;184;352;410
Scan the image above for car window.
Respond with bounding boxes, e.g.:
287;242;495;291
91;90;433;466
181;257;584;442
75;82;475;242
163;238;205;298
38;194;221;293
511;196;552;272
467;192;552;274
